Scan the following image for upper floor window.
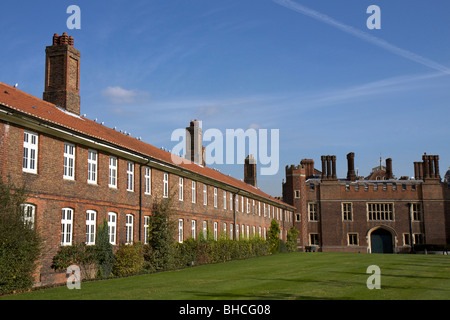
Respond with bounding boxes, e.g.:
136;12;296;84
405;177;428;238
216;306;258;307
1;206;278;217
203;184;207;205
163;173;169;198
179;177;184;201
63;143;75;180
411;203;422;221
367;203;394;221
342;203;353;221
192;181;196;203
109;156;117;188
23;131;38;174
308;203;318;221
127;161;134;191
213;188;218;208
223;191;227;210
87;149;97;184
144;167;151;195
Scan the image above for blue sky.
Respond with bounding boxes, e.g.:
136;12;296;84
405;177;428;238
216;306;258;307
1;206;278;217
1;0;450;196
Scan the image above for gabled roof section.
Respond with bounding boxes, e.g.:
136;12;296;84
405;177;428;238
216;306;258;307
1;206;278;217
0;82;293;209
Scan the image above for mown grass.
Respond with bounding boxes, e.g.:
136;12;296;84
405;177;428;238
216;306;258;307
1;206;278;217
2;252;450;300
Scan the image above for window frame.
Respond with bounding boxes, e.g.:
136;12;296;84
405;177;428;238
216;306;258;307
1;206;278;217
22;130;38;174
108;212;117;245
109;156;118;188
87;149;98;184
61;208;74;246
127;161;134;192
86;210;97;245
63;142;75;180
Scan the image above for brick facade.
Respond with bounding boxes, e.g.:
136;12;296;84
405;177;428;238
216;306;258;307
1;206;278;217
0;34;295;287
283;153;450;253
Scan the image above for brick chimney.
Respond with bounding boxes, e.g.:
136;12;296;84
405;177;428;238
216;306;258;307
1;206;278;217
43;33;81;115
386;158;394;179
346;152;357;181
244;154;257;187
185;120;203;165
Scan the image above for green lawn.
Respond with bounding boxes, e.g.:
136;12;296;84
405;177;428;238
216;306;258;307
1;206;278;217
2;252;450;300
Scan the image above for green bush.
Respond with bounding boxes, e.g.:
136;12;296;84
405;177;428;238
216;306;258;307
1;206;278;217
0;179;41;295
51;242;96;279
286;226;299;252
112;243;144;277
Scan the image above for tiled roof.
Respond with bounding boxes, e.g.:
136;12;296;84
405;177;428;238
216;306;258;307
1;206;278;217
0;82;293;209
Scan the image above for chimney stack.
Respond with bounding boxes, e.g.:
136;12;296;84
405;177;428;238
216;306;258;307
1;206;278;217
386;158;393;179
185;120;203;165
321;155;337;181
244;154;257;187
346;152;357;181
43;33;81;115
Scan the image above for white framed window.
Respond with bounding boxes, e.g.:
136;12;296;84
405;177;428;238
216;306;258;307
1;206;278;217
87;149;97;184
23;131;38;174
144;167;151;195
247;198;250;213
108;212;117;245
163;173;169;198
126;214;134;244
192;181;196;203
21;203;36;229
144;216;150;244
229;193;233;211
235;196;239;213
258;201;261;216
203;184;207;205
263;203;266;217
214;188;218;208
223;223;227;236
236;224;239;240
214;222;218;241
241;196;244;213
191;220;196;239
179;177;184;201
223;190;227;210
246;225;250;239
61;208;74;246
86;210;97;245
127;161;134;191
230;223;234;240
178;219;184;243
241;224;245;239
109;156;117;188
63;143;75;180
203;220;207;238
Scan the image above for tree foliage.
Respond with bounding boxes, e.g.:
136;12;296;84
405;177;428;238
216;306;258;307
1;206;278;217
0;178;41;294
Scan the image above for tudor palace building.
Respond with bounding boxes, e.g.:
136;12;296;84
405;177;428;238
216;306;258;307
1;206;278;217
283;153;450;253
0;33;295;287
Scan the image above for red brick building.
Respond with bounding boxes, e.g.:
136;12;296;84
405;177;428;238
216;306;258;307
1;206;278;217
0;33;295;287
283;152;450;253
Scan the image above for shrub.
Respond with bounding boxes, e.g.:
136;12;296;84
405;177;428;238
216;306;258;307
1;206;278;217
0;179;41;295
286;226;299;252
112;243;144;277
51;242;96;279
267;219;280;254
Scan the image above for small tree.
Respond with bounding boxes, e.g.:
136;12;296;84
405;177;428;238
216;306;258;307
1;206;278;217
94;219;114;278
0;178;41;294
145;193;177;271
267;219;280;254
286;226;299;252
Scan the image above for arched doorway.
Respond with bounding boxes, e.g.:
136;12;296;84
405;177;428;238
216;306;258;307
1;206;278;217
370;228;393;253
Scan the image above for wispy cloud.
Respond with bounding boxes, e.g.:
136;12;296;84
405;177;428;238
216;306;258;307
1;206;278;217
272;0;450;75
102;86;149;104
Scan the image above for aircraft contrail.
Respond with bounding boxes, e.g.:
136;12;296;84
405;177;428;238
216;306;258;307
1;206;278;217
273;0;450;75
